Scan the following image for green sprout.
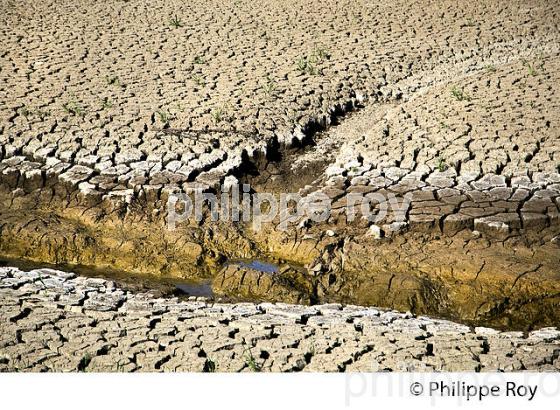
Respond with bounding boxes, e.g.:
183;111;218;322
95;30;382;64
261;75;277;96
521;59;538;76
451;86;471;102
101;97;113;109
192;74;206;87
211;107;224;124
63;101;85;117
244;348;261;372
295;47;328;76
156;110;173;124
106;75;121;87
436;156;448;172
170;15;183;29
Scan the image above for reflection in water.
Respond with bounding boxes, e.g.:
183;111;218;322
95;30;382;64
175;281;213;297
0;257;213;298
229;259;279;274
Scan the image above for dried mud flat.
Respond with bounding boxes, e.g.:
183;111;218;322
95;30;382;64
1;267;559;372
1;0;560;371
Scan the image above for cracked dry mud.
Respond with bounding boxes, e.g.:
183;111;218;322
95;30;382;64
1;267;559;372
1;0;560;371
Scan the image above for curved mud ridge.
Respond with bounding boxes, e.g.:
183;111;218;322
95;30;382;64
1;267;559;372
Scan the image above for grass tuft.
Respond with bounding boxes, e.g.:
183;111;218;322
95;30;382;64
101;97;113;109
261;75;277;96
192;74;206;87
521;59;538;77
244;348;261;372
156;110;174;124
170;15;183;29
63;100;85;117
436;156;448;172
295;47;329;76
211;107;224;124
451;86;471;102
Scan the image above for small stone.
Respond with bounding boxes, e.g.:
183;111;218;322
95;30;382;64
223;175;239;189
367;224;383;239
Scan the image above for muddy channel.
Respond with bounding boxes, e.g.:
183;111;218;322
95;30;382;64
1;131;559;332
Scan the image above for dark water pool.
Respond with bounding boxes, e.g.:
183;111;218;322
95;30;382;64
0;257;214;298
175;281;213;297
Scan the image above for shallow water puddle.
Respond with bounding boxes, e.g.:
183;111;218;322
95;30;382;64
174;281;213;298
0;257;213;298
227;259;280;274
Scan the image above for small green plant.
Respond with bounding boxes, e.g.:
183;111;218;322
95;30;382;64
156;110;172;124
296;56;308;73
77;353;92;372
436;156;448;172
101;97;113;109
522;59;537;76
36;109;50;120
484;64;496;73
193;55;205;65
295;56;319;75
295;47;328;76
313;46;330;61
464;19;476;27
106;75;121;87
63;101;85;117
18;105;50;120
192;74;206;87
244;348;261;372
451;86;471;102
19;106;31;118
211;107;224;124
170;14;183;28
306;62;318;75
203;358;216;372
261;75;277;96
